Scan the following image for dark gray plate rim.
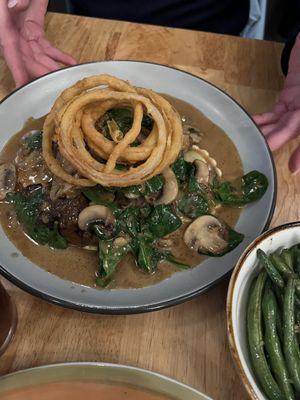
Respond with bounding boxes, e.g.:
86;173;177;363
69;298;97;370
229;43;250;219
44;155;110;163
0;60;277;314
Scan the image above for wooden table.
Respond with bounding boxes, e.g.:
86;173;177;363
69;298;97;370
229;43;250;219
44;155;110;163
0;12;298;400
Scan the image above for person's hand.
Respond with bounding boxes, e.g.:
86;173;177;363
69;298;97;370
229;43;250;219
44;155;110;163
0;0;77;87
253;34;300;174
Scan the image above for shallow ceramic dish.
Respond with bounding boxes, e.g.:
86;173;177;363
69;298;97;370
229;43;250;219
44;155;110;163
0;362;211;399
227;221;300;400
0;61;276;313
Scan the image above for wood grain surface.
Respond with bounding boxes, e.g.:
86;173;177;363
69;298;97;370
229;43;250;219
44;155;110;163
0;12;299;400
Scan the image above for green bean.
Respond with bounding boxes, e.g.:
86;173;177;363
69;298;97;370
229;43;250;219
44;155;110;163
290;244;300;275
271;254;295;278
283;278;300;393
262;281;295;400
281;249;294;271
258;249;285;289
247;271;284;400
295;309;300;347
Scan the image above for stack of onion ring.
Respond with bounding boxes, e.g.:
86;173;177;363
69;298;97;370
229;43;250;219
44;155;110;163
42;74;183;187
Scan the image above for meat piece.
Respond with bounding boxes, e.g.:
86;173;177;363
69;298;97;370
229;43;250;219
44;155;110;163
40;194;93;246
15;150;52;188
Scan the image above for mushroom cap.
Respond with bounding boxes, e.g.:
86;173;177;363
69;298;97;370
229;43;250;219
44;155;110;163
194;160;210;185
184;146;222;178
78;204;115;231
0;163;16;200
184;215;228;255
155;168;178;205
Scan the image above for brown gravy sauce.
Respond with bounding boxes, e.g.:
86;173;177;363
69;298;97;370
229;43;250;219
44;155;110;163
1;382;173;400
0;96;243;289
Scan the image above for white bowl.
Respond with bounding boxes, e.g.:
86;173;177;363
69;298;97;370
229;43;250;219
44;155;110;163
227;221;300;400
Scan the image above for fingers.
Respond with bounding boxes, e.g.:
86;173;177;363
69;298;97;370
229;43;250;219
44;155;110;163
19;36;55;78
0;0;29;86
29;40;60;70
253;102;286;127
265;110;300;151
39;37;77;65
260;123;277;136
289;143;300;175
1;36;29;87
253;111;278;127
7;0;30;12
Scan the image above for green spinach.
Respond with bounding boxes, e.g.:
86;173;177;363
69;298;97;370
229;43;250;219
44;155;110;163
81;186;117;209
177;193;208;219
135;239;190;273
213;170;268;206
106;107;154;133
143;175;164;196
146;204;182;238
7;189;67;249
24;130;43;151
114;206;142;237
137;239;162;273
172;157;189;183
97;239;131;285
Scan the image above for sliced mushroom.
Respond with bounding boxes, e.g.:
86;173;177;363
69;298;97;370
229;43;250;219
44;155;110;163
194;160;210;185
184;145;222;179
0;163;16;200
78;205;115;234
184;215;228;255
155;168;178;205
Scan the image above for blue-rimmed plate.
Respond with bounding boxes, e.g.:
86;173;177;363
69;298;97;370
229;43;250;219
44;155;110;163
0;61;276;313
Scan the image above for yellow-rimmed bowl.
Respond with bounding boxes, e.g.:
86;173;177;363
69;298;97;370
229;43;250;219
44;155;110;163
227;221;300;399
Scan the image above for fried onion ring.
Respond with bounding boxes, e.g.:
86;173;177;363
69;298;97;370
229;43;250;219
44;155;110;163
42;74;183;187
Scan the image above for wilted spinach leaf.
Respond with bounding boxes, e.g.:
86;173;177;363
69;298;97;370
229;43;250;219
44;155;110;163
177;193;208;218
135;239;189;273
7;189;67;249
187;163;207;193
81;186;117;209
162;252;190;270
24;130;43;151
98;239;131;280
106;108;154;133
143;175;164;196
172;157;189;183
137;239;162;273
114;206;141;237
117;175;164;198
46;221;68;249
213;171;268;206
146;204;181;238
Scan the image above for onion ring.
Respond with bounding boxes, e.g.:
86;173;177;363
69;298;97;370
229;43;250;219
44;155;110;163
42;74;183;187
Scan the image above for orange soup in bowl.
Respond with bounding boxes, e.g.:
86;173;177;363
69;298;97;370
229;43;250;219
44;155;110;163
1;381;173;400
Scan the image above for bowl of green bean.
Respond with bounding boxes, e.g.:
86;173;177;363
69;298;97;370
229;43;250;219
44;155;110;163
227;221;300;400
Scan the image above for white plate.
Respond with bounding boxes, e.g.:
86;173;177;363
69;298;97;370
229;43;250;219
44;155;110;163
0;61;276;313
